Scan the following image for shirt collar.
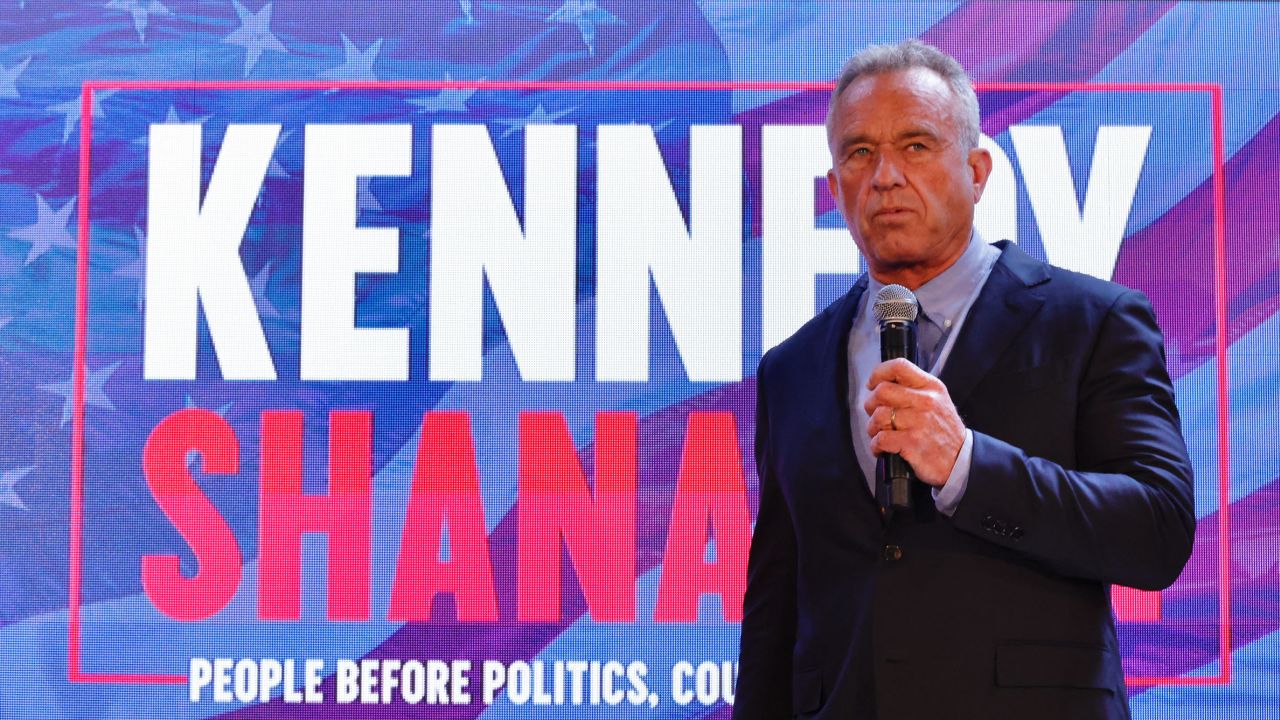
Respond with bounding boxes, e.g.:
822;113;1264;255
865;230;990;329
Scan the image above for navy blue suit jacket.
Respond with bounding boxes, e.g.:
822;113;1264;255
734;241;1195;720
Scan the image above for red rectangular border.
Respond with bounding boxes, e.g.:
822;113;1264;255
70;79;1232;687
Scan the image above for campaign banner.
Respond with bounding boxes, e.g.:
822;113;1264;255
0;2;1275;718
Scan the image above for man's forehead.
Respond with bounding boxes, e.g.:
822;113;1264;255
829;67;959;140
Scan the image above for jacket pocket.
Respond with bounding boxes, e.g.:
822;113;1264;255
995;641;1116;691
792;666;823;714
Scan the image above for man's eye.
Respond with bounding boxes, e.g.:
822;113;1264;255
850;147;871;157
907;142;927;151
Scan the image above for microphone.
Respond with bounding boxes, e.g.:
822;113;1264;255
872;284;919;513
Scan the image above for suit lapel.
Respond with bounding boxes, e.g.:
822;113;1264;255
804;243;1048;521
940;241;1050;412
819;275;873;506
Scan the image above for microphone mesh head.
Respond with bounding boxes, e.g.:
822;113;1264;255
873;284;919;324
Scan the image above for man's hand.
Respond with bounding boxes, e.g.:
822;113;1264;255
864;357;966;487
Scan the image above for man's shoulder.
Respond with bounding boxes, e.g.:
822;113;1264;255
994;240;1137;311
758;288;855;379
1043;263;1132;304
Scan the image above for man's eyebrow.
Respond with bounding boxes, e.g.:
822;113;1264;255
836;127;944;153
895;127;943;142
837;134;873;154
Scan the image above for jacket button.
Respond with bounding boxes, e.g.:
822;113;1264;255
883;544;903;562
1011;527;1024;541
981;515;996;531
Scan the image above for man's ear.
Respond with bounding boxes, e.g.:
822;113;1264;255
968;147;993;203
826;168;839;201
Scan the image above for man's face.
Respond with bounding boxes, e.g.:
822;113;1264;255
826;67;991;285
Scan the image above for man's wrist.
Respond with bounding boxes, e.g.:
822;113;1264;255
933;429;973;516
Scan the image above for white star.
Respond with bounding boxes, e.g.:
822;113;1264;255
493;103;576;139
163;106;209;125
407;74;479;114
250;261;280;319
133;105;213;146
546;0;621;57
10;194;76;265
46;89;116;144
357;177;383;213
266;128;294;179
319;34;382;82
223;0;287;77
41;361;121;428
105;0;171;43
458;0;474;24
185;394;233;417
584;119;673;153
267;158;289;179
0;465;35;511
113;225;146;310
0;55;31;100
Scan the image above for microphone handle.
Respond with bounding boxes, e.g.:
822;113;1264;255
879;320;918;364
878;321;918;513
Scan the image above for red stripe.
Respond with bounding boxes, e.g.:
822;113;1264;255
67;83;91;684
1210;85;1233;684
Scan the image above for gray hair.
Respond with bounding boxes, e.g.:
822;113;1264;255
826;39;982;150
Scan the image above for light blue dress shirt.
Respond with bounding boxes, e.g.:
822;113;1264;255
847;233;1001;515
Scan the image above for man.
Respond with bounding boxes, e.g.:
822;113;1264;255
734;40;1194;720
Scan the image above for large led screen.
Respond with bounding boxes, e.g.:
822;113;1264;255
0;1;1275;718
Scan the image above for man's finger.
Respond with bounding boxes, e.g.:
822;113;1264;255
863;381;921;416
866;405;899;437
869;429;905;457
865;357;934;390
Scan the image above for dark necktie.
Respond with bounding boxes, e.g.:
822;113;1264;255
916;306;944;371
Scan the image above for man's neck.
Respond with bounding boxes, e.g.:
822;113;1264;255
868;228;973;290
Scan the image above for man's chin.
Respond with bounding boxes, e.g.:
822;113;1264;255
862;240;930;272
873;256;921;270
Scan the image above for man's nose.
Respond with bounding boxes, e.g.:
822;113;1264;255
871;150;906;189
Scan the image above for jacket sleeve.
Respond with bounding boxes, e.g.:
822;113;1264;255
950;290;1196;590
733;358;798;719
